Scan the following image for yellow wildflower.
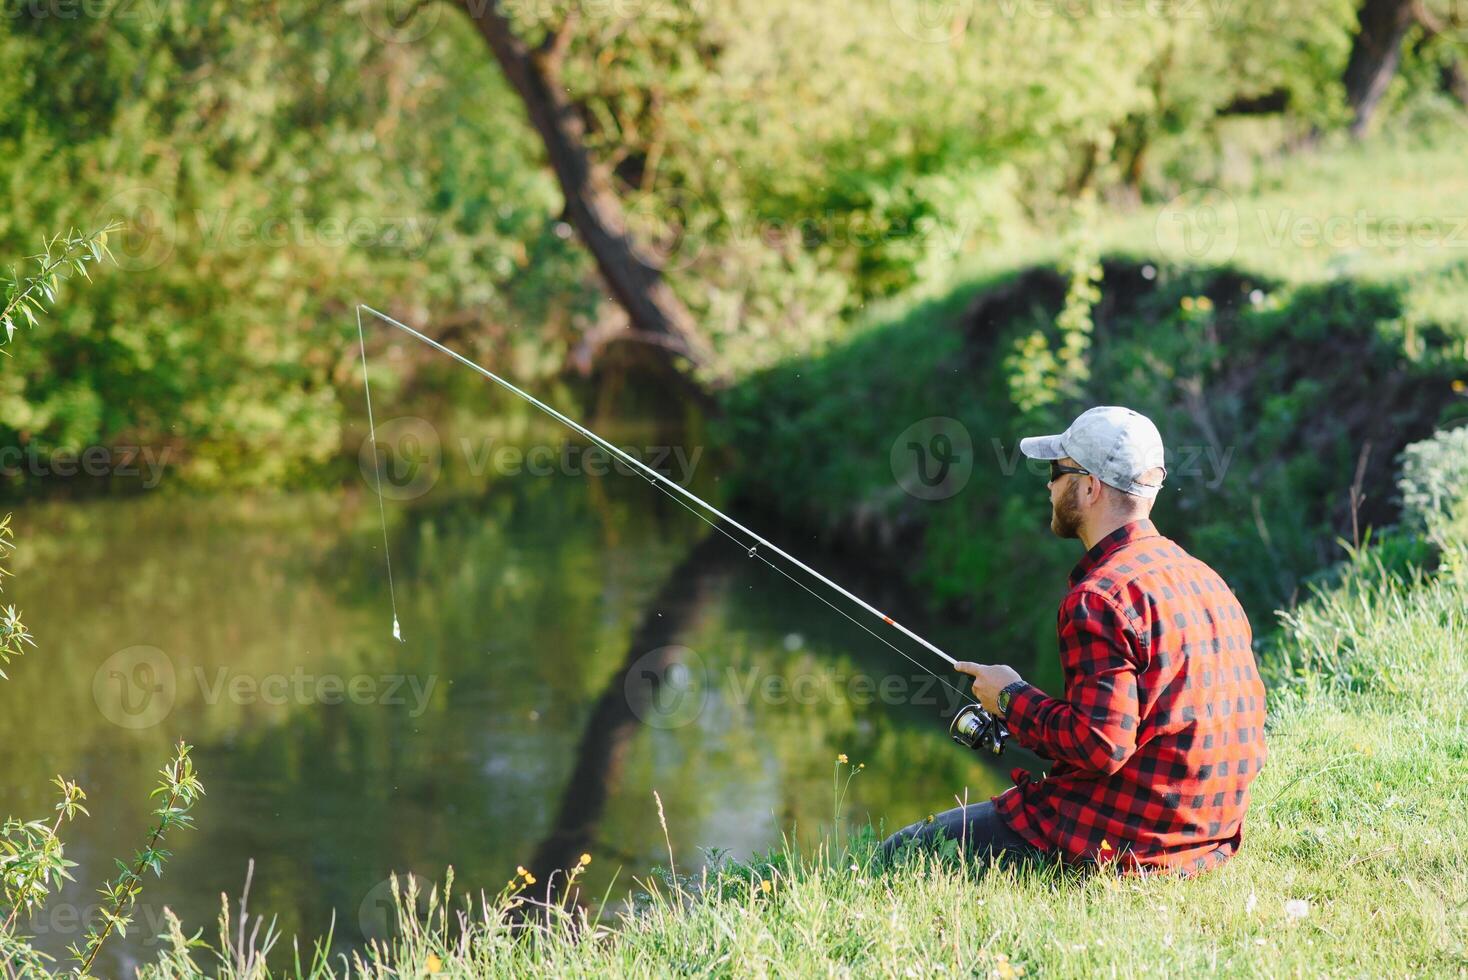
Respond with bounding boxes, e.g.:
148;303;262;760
759;879;772;894
994;952;1024;979
1453;379;1466;393
425;953;443;974
837;753;848;764
578;852;592;866
525;873;537;885
1181;297;1195;311
1099;839;1113;853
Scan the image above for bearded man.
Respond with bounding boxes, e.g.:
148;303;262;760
883;406;1268;874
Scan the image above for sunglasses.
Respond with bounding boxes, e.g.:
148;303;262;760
1049;461;1091;482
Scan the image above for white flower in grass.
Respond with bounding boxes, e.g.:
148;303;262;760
1245;891;1258;914
1284;898;1310;921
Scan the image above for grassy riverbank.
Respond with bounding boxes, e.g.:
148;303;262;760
717;126;1468;688
137;436;1468;977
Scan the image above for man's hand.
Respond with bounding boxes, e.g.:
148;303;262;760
953;662;1023;714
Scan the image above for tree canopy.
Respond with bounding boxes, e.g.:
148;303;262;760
1;0;1461;485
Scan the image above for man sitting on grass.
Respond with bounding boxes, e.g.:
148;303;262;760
883;406;1268;874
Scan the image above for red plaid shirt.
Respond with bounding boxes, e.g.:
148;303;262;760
995;520;1267;874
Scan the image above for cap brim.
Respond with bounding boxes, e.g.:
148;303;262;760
1019;434;1067;460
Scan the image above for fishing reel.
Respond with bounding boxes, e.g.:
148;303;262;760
949;703;1009;756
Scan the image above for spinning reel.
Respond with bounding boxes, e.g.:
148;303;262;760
949;703;1009;756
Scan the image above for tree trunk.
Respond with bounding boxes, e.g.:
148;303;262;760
457;1;712;370
1445;59;1468;107
519;533;732;913
1342;0;1417;137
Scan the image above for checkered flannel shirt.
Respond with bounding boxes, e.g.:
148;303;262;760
995;520;1268;874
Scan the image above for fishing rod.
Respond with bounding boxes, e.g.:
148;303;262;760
355;304;1007;756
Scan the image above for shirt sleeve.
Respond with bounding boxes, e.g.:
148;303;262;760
1003;588;1142;774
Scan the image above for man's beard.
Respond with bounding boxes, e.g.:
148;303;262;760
1050;479;1082;539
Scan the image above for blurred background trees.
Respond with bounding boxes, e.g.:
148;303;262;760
1;0;1463;486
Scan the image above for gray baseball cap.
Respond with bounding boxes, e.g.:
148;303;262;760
1019;406;1167;498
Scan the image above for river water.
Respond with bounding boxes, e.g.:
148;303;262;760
0;421;1016;974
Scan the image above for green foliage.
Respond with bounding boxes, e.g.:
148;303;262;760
0;225;116;349
127;468;1468;979
0;778;87;938
0;224;114;673
69;742;204;978
1397;425;1468;534
720;258;1468;677
2;0;1458;485
1006;202;1103;420
1;232;202;980
0;4;585;487
0;514;35;677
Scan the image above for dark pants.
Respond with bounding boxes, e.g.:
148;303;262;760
881;800;1046;864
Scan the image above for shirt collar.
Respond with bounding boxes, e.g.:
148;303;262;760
1069;519;1159;587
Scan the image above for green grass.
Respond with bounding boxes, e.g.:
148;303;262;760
915;121;1468;306
133;517;1468;977
715;125;1468;684
119;127;1468;979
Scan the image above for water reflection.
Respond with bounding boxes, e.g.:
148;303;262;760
0;455;1017;973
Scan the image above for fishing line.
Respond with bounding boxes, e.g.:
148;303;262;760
356;305;404;642
355;304;959;665
642;475;974;706
353;303;1007;753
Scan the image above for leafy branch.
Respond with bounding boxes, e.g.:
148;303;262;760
1;778;88;980
1;778;88;927
0;516;36;679
2;223;117;675
1;223;118;349
69;742;204;979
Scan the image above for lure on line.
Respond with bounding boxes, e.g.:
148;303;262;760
354;304;1007;756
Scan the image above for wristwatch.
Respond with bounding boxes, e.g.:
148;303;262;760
996;680;1028;718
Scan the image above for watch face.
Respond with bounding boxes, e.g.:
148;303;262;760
998;682;1021;714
